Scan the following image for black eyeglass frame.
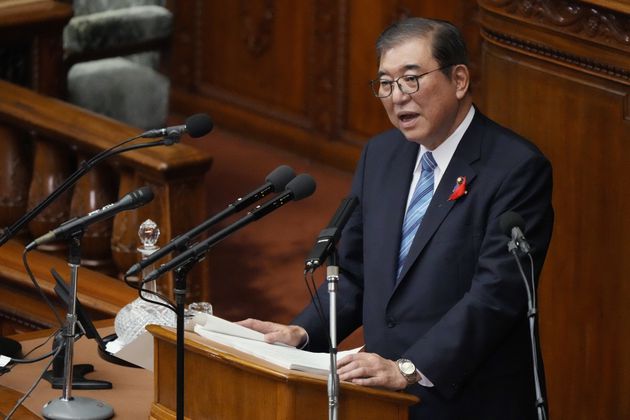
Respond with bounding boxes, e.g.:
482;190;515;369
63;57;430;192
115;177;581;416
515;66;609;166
369;65;454;98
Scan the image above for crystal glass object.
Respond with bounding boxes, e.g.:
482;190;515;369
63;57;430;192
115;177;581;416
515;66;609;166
184;301;214;331
188;302;213;315
114;219;175;346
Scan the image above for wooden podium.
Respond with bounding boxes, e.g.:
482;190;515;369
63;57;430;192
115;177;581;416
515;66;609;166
147;325;419;420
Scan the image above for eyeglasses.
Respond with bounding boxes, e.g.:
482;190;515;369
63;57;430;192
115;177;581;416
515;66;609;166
369;65;452;98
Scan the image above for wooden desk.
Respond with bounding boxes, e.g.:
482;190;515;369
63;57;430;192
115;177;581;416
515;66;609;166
149;325;418;419
0;321;153;419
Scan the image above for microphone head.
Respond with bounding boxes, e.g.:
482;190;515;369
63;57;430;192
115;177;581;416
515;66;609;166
266;165;296;191
286;174;316;201
127;186;155;209
499;211;525;237
185;114;214;138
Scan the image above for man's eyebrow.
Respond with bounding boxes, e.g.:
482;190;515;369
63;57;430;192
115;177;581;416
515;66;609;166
376;64;422;78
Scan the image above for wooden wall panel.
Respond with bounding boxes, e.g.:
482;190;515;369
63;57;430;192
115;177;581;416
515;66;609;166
478;1;630;418
195;1;313;117
483;46;630;419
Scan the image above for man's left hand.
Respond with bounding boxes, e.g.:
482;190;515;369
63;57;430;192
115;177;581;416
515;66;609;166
337;352;408;390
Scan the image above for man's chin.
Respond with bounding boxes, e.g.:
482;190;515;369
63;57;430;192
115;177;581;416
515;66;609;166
398;127;425;145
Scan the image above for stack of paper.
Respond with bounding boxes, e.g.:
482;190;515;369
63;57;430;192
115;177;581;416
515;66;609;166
193;314;361;375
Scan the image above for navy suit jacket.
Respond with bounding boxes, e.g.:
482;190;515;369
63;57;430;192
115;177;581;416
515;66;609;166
293;108;554;419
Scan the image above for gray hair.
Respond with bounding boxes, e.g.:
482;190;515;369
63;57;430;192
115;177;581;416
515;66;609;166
376;18;469;78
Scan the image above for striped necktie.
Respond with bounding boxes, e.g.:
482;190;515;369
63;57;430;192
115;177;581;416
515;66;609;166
397;151;437;280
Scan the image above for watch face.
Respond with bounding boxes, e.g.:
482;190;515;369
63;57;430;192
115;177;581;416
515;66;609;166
399;359;415;375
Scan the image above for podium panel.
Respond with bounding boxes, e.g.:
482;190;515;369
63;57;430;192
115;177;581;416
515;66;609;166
148;325;418;420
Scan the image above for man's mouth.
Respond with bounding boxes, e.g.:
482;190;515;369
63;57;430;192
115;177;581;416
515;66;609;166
397;112;419;127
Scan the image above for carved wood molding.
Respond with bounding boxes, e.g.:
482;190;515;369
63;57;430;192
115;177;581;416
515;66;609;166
308;0;344;136
482;0;629;46
482;27;630;81
479;0;630;82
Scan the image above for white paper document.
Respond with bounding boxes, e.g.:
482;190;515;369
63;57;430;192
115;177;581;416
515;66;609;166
194;315;362;376
197;313;270;342
0;355;10;367
112;331;154;371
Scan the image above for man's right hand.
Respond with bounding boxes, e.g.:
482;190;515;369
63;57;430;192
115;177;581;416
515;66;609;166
237;318;308;348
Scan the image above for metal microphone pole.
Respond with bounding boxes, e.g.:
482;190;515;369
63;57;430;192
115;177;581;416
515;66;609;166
173;262;194;420
327;252;340;420
507;238;547;420
41;234;114;420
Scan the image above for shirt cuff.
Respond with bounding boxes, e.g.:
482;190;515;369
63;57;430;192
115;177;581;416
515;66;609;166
297;331;309;349
417;369;434;387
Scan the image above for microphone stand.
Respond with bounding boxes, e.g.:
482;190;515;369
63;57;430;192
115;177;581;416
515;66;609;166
173;262;193;420
41;234;114;420
143;240;204;420
326;252;340;420
507;239;547;420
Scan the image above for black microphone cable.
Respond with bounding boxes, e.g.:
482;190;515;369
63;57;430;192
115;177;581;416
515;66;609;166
302;261;334;351
21;249;64;328
2;334;64;419
122;271;176;315
0;328;62;378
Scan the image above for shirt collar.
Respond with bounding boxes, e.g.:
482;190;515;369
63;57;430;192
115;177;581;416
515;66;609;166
416;106;475;173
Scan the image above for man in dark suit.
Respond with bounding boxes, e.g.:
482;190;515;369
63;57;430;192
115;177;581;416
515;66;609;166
241;17;553;419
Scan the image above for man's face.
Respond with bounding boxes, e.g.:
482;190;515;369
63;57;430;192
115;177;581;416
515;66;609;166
377;37;464;149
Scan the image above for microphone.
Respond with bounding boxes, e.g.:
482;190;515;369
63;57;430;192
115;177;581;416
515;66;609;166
229;165;296;213
143;174;316;282
140;113;214;139
247;173;316;220
124;165;296;277
499;211;531;254
26;186;154;251
304;195;358;271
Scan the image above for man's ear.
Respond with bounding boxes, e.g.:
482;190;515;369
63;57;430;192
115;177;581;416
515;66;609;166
452;64;470;99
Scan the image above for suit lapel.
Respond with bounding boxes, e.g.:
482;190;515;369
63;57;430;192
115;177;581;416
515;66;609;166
378;139;419;285
395;112;484;285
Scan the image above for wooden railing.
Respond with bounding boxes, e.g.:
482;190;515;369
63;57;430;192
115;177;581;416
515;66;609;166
0;80;213;334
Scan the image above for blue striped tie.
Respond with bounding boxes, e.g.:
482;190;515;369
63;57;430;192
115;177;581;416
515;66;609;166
397;152;437;279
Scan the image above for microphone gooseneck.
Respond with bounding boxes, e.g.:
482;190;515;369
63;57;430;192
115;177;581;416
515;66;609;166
500;211;547;420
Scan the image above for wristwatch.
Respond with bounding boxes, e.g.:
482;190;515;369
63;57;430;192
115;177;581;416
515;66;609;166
397;358;421;385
